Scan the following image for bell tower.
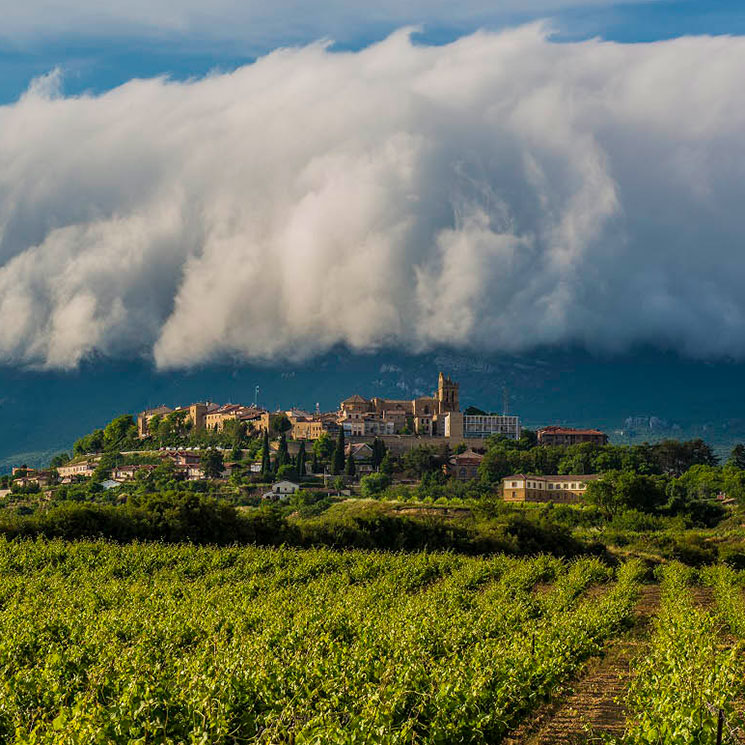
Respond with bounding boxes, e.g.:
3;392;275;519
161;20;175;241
437;372;459;413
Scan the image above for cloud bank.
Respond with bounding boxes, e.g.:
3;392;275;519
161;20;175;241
2;26;745;369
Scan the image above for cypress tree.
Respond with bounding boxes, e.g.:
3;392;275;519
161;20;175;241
332;426;345;475
371;438;387;470
296;441;306;478
260;430;271;478
345;451;356;478
380;452;393;477
277;432;290;469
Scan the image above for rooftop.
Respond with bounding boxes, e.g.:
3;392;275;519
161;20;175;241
538;426;606;436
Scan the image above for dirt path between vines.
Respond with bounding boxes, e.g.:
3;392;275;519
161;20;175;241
503;584;661;745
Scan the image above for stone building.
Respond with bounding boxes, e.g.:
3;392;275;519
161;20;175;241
445;449;484;481
340;372;460;436
501;474;600;503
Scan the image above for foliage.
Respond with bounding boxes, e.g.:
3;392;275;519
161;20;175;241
344;452;356;478
619;563;744;744
331;427;345;475
201;449;224;480
359;472;391;497
0;543;643;743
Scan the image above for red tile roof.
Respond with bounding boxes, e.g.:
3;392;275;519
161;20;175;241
538;426;606;436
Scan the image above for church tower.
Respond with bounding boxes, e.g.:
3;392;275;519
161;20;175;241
437;372;459;413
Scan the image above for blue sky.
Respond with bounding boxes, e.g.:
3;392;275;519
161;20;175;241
2;0;744;104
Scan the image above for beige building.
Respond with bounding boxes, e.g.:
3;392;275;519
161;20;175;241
501;474;600;503
445;449;484;481
340;372;460;436
58;460;98;480
290;416;324;440
137;405;173;438
203;404;267;432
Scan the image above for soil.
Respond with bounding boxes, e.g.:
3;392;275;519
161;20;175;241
503;584;661;745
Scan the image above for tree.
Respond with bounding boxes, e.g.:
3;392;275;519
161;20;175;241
654;439;718;477
729;444;745;470
332;427;346;475
49;453;70;469
380;453;394;478
585;470;667;518
296;441;307;478
276;433;290;470
312;432;335;462
202;449;224;480
464;406;486;415
371;438;386;470
73;429;104;456
558;443;599;475
345;452;357;478
230;444;243;463
584;474;625;519
269;414;291;436
401;445;438;478
360;472;390;497
260;430;271;478
276;464;298;481
104;415;137;451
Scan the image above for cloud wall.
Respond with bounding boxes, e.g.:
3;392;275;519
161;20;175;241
2;26;745;369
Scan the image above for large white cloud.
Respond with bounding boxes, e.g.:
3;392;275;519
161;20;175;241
1;26;745;369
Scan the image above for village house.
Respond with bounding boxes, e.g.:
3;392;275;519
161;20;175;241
262;480;301;500
57;460;98;481
501;474;600;504
537;426;608;447
161;450;201;467
344;442;375;475
287;411;325;440
136;405;174;438
112;464;157;481
444;449;484;481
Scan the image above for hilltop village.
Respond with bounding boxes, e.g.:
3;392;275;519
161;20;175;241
2;372;613;504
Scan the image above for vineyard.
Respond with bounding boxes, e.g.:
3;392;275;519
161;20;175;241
0;540;742;743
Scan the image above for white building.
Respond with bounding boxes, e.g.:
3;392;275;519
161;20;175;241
463;414;521;440
262;480;301;500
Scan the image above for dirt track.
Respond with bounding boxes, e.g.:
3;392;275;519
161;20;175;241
503;585;661;745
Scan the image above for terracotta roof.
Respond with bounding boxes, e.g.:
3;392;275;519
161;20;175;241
538;426;606;436
448;449;484;464
342;394;369;404
503;473;600;481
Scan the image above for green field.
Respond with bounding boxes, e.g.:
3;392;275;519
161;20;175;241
0;541;743;744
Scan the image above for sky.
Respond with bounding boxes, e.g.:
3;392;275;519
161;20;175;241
2;0;745;373
3;1;745;104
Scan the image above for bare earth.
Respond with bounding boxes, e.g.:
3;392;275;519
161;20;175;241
503;585;661;745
